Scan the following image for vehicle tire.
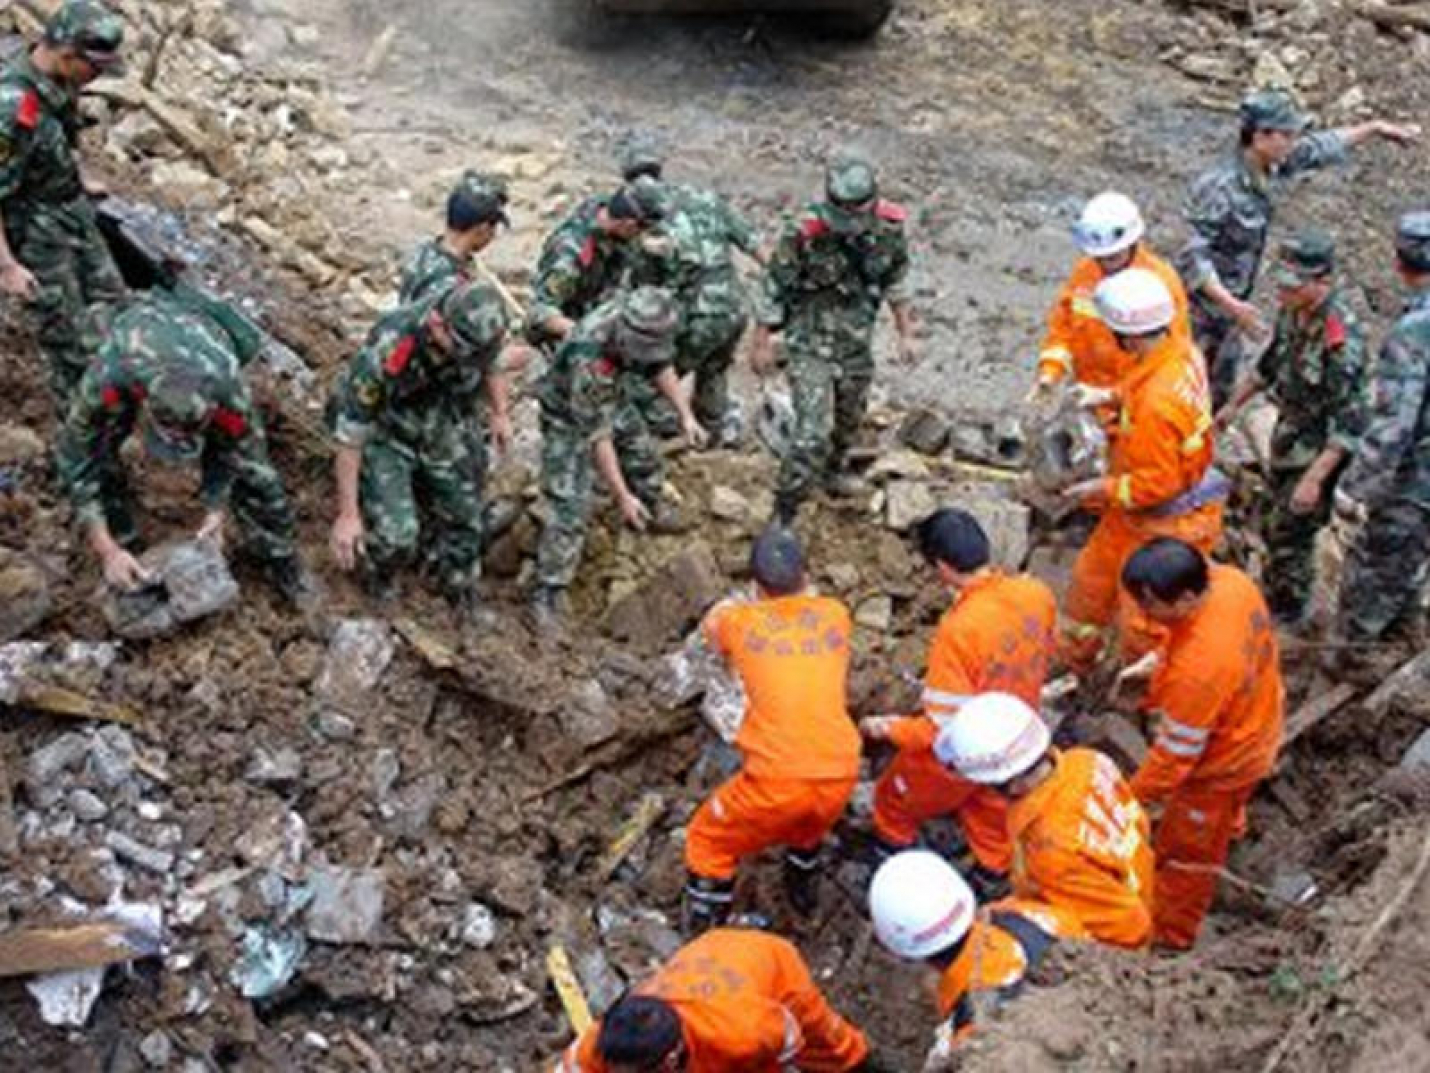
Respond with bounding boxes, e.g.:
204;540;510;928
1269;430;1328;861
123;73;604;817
815;0;893;39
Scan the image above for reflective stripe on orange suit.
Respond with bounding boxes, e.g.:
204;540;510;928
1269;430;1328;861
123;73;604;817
871;572;1056;871
1037;245;1191;389
685;595;861;880
1005;747;1154;949
557;928;868;1073
1129;564;1284;948
1060;333;1222;670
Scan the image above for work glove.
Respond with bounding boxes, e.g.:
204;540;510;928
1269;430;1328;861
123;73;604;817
1068;383;1118;410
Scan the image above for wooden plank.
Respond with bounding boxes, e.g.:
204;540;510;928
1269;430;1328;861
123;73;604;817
595;793;665;882
0;921;139;978
1283;682;1357;747
1362;650;1430;717
15;684;139;726
546;945;593;1036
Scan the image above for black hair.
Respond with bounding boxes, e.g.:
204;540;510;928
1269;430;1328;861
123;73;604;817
915;509;990;572
446;189;502;232
597;996;682;1065
1239;123;1258;148
750;526;805;596
623;163;663;182
1121;537;1209;604
608;188;641;222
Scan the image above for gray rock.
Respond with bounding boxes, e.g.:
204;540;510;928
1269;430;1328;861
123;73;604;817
897;407;951;455
575;947;625;1017
962;495;1032;570
317;619;394;706
68;788;109;823
29;732;91;786
460;902;497;949
245;746;303;788
605;541;726;648
854;595;894;633
559;679;619;749
106;831;175;875
305;866;385;944
139;1029;174;1068
883;480;938;531
88;726;137;789
1400;728;1430;773
101;539;239;640
313;710;356;741
370;749;401;802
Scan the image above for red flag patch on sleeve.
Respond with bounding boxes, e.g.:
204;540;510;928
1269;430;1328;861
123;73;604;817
15;89;40;130
1325;313;1347;349
210;407;247;437
592;355;616;378
799;215;829;243
578;235;598;269
382;335;417;376
100;384;122;410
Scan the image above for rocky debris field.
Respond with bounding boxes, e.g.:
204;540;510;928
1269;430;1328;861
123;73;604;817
2;0;1430;1069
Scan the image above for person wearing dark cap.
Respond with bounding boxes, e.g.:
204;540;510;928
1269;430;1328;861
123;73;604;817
525;174;668;346
328;278;523;625
0;0;128;411
1215;228;1368;629
1330;212;1430;672
1175;87;1417;407
398;169;510;305
679;526;862;934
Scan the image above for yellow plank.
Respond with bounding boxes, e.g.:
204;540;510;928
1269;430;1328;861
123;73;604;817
17;685;140;726
596;793;665;881
546;945;593;1036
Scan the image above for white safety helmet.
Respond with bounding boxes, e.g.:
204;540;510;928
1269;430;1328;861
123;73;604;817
869;850;976;960
1092;267;1175;337
1073;191;1145;258
932;691;1051;785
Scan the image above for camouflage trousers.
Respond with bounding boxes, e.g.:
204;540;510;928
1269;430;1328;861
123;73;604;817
535;408;664;590
15;202;126;414
1336;497;1430;640
626;308;747;437
1190;300;1248;412
359;417;483;593
776;323;875;516
97;433;297;565
1260;464;1338;621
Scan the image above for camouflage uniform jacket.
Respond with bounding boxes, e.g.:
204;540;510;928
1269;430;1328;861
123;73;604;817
754;200;912;331
1254;288;1368;471
329;290;506;450
1176;132;1348;307
1341;286;1430;508
0;51;86;227
631;183;758;318
526;195;630;342
397;237;468;304
56;293;263;526
538;301;650;443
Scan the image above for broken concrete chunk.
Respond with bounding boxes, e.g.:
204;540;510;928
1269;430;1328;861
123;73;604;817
68;789;109;823
101;539;239;640
708;485;753;524
246;745;303;788
305;866;385;945
26;967;106;1027
29;732;92;787
854;595;894;633
370;748;401;802
897;407;951;456
1400;728;1430;773
560;679;620;749
605;541;726;648
960;495;1032;569
139;1029;174;1068
106;831;176;875
867;449;932;483
0;548;52;643
574;946;625;1018
88;726;137;788
460;903;497;949
883;480;938;531
317;618;394;707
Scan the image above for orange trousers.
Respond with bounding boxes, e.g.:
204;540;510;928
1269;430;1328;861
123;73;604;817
871;748;1012;873
1152;780;1257;949
686;771;857;881
1059;502;1224;672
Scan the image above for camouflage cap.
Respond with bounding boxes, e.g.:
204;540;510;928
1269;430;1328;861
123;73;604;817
1395;211;1430;273
1239;88;1307;133
608;175;668;224
46;0;124;67
616;285;678;366
143;365;216;464
826;152;878;207
1274;228;1335;287
455;168;509;204
440;281;507;355
617;134;665;181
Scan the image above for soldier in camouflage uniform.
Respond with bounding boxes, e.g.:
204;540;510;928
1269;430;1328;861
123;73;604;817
328;280;516;620
0;0;127;412
1332;213;1430;658
55;289;314;605
1215;230;1368;626
531;286;707;629
525;175;668;347
1176;88;1417;408
751;152;917;524
619;136;762;443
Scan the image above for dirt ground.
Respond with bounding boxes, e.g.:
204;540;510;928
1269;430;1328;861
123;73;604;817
2;0;1430;1070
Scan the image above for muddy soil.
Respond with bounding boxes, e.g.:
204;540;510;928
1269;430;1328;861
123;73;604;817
2;0;1429;1070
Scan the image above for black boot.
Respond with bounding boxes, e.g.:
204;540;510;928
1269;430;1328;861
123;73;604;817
783;849;822;918
267;555;321;611
681;874;734;936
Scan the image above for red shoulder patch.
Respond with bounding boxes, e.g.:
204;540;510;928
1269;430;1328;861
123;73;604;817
798;215;829;243
100;384;122;410
592;355;616;378
382;335;417;377
210;407;247;437
874;199;907;223
15;89;39;130
130;384;146;402
1325;313;1347;349
578;235;598;269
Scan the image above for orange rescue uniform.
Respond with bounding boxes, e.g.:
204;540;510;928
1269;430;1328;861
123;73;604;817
686;594;862;881
1130;564;1284;949
1037;245;1192;390
872;571;1056;873
558;928;868;1073
1060;333;1224;670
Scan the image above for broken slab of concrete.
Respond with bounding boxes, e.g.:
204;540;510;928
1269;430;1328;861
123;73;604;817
305;866;385;945
960;493;1032;569
316;619;394;708
100;539;239;640
883;480;938;531
605;541;725;648
897;407;951;456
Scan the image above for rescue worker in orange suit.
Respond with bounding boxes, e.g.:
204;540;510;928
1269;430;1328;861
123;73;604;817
1029;192;1190;405
933;692;1155;949
682;527;863;933
861;509;1056;897
868;849;1052;1067
1120;537;1285;949
557;927;882;1072
1058;267;1226;673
